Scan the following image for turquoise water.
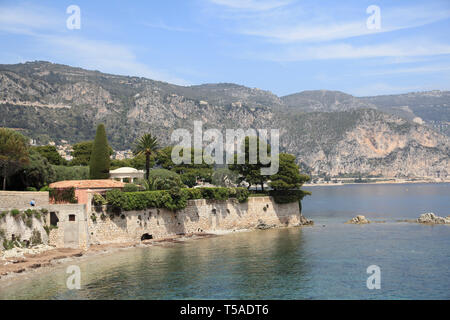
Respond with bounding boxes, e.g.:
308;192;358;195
1;183;449;299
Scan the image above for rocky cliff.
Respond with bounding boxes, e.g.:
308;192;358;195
0;61;449;178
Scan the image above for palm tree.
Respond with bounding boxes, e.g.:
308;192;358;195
133;133;159;180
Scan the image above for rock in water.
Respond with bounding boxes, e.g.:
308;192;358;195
346;215;370;224
417;213;450;224
299;215;314;226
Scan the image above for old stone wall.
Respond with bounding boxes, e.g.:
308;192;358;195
0;191;49;210
0;213;49;249
46;204;88;249
88;197;302;245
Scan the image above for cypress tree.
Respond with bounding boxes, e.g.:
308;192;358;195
89;124;110;179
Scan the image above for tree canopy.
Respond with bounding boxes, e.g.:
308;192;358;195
269;153;310;190
0;128;30;190
89;124;111;179
71;140;112;166
229;136;271;190
133;133;159;180
156;146;213;187
32;145;67;165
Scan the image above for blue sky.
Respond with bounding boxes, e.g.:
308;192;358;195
0;0;449;96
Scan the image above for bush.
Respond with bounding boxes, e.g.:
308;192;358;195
268;189;311;204
40;186;50;191
123;183;139;192
3;239;14;250
44;225;57;236
148;169;184;190
105;187;249;211
92;193;107;206
30;230;42;245
49;187;77;203
0;211;7;219
90;213;97;223
25;217;33;228
25;187;37;191
10;209;20;217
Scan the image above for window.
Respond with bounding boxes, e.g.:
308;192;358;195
69;214;76;222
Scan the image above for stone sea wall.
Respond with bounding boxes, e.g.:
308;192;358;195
0;191;49;210
0;213;49;250
88;196;302;245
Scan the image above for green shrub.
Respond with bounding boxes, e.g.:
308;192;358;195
105;187;249;212
90;213;97;223
34;211;41;220
43;225;57;236
25;187;37;191
100;213;107;220
148;169;184;190
92;193;107;206
40;186;50;191
106;189;126;209
10;209;20;217
49;187;78;203
268;189;311;204
0;211;8;219
30;230;42;245
25;209;33;218
3;239;14;250
123;183;139;192
25;217;33;228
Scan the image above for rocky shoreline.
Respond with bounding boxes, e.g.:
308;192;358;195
346;213;450;225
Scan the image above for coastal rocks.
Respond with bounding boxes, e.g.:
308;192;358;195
256;220;276;230
417;213;450;224
299;215;314;226
346;215;370;224
0;244;54;260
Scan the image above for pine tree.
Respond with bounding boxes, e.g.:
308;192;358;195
89;124;110;179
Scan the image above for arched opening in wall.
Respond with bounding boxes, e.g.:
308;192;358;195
50;212;59;226
141;233;153;241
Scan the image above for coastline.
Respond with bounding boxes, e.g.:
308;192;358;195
304;179;450;187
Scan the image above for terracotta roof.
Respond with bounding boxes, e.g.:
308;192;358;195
49;180;125;189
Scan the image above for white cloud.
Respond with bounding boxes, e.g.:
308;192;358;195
0;3;189;85
41;35;189;85
208;1;450;43
253;41;450;62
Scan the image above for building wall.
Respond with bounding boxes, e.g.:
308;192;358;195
87;197;302;245
47;204;88;249
0;191;49;210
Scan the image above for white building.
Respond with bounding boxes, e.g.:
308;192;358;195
109;167;145;183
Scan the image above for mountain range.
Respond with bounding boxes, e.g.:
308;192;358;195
0;61;449;178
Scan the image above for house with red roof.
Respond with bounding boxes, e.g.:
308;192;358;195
49;179;125;204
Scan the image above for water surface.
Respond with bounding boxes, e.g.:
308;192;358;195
1;183;449;299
